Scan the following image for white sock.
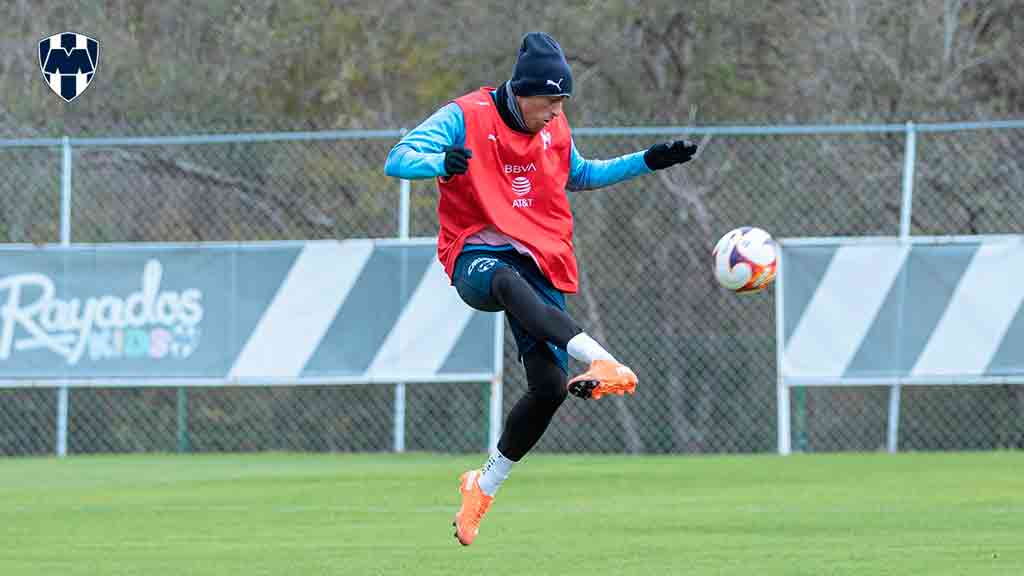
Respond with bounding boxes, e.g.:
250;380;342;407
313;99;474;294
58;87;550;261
478;450;516;496
566;332;616;364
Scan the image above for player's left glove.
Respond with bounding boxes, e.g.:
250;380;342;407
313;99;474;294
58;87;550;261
444;147;473;176
644;140;699;170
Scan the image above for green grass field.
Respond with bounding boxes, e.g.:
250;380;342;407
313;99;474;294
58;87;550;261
1;452;1021;575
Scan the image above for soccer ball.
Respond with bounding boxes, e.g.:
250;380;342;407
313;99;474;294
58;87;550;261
712;227;778;293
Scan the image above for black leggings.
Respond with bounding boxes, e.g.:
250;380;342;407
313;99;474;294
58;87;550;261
491;266;581;461
497;345;569;460
491;266;581;348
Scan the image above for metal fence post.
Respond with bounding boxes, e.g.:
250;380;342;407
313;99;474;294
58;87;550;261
399;179;410;239
177;388;190;453
888;121;917;453
775;251;791;455
899;122;916;239
393;173;411;453
56;136;72;458
488;378;502;454
393;379;406;453
489;312;505;454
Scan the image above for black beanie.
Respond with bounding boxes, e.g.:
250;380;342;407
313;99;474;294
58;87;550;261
509;32;573;98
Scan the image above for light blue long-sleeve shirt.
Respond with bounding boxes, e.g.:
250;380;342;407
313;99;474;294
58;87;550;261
384;101;651;191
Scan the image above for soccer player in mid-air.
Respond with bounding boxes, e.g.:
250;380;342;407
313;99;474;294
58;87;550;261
384;31;698;546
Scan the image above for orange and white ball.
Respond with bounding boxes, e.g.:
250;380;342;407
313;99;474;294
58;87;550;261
712;227;778;293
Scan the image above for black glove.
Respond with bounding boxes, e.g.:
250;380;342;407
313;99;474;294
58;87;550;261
444;147;473;176
644;140;699;170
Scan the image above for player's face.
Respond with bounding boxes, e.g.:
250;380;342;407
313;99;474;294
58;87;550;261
517;95;567;133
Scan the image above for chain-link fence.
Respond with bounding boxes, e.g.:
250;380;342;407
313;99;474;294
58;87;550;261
0;143;62;244
2;122;1023;456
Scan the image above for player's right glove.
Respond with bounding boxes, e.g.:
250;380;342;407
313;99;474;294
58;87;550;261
444;147;473;176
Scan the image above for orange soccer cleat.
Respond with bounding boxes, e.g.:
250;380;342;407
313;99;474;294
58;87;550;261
453;469;493;546
567;359;638;399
